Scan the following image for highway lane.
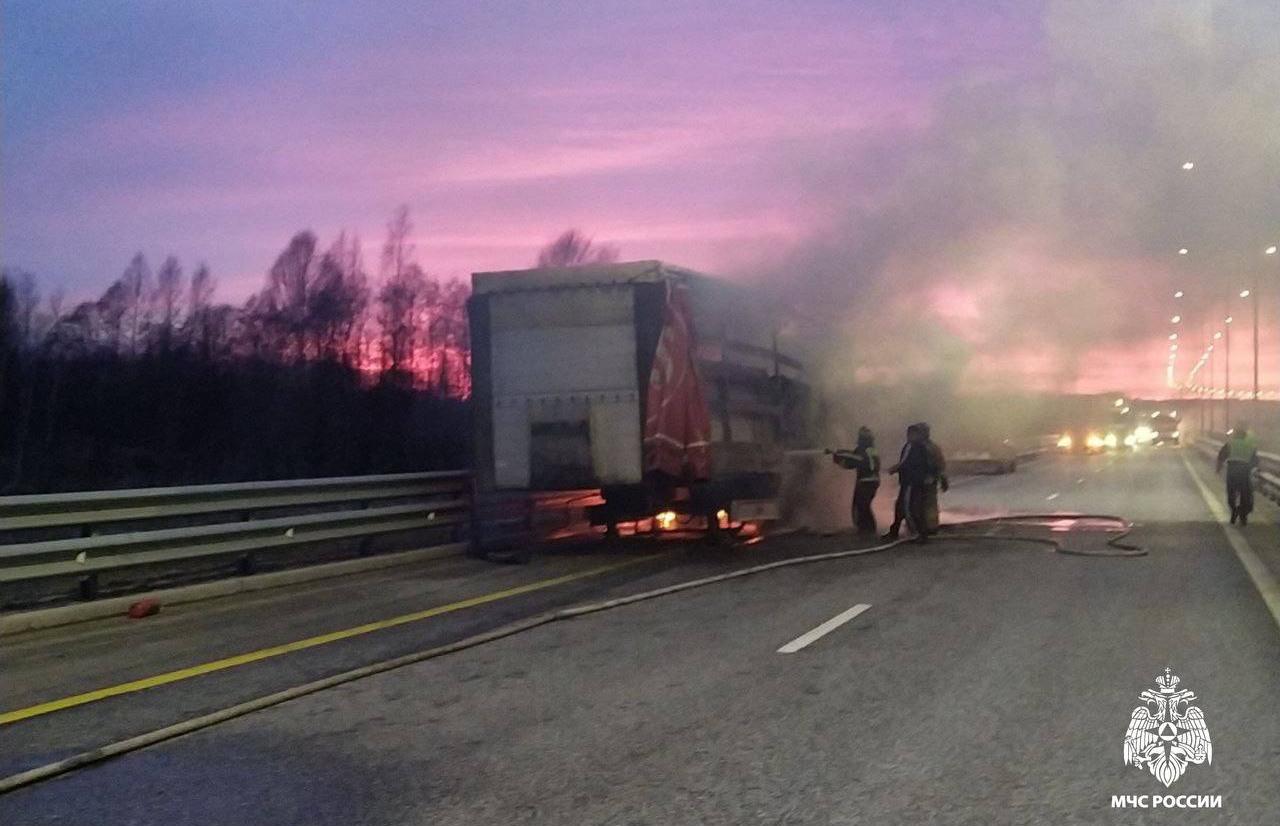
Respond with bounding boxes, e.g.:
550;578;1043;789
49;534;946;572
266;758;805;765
0;527;889;776
4;448;1280;823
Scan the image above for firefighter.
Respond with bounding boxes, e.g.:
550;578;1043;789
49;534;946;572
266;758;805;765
1216;424;1259;525
828;426;881;534
916;422;949;536
883;424;929;542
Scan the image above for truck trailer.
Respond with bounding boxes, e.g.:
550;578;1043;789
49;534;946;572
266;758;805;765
468;260;809;551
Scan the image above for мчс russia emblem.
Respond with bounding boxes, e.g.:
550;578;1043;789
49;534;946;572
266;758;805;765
1123;668;1212;787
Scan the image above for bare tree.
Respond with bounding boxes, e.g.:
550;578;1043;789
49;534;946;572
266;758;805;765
535;229;620;268
255;231;319;360
153;255;184;353
379;263;424;375
186;263;215;353
189;263;215;313
378;207;426;378
97;280;129;353
381;206;415;284
2;269;41;348
120;253;152;356
0;275;14;401
311;232;369;364
46;289;65;330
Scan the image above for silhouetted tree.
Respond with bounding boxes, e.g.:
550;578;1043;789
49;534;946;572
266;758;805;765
0;215;472;494
0;274;15;410
535;229;620;267
152;255;184;353
311;233;368;364
250;230;319;361
186;263;216;355
378;207;424;377
120;252;152;356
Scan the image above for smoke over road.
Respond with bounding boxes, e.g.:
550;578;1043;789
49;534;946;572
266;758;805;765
747;1;1280;417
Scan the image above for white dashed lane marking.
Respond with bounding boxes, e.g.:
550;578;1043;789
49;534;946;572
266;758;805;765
778;604;872;654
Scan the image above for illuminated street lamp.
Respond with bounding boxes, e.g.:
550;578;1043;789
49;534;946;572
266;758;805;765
1178;248;1189;256
1240;290;1251;298
1171;315;1182;323
1182;161;1195;170
1169;333;1178;340
1174;290;1184;298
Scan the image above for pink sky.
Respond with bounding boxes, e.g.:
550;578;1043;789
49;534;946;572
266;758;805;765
5;1;1279;399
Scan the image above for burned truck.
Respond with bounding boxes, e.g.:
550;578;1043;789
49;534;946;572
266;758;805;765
468;260;808;550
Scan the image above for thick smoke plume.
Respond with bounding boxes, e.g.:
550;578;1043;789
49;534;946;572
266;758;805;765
758;2;1280;527
750;1;1280;441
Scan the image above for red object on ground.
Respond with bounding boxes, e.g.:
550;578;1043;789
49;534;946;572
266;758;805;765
643;279;712;480
126;599;161;619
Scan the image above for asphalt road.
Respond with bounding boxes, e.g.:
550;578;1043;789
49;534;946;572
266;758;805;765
3;447;1279;824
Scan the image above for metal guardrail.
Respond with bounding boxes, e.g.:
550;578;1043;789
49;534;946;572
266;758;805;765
1194;437;1280;505
0;471;470;600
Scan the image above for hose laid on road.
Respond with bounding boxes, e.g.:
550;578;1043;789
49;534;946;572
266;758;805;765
0;511;1141;795
940;513;1146;557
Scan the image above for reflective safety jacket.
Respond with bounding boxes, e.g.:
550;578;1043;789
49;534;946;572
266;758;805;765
1217;434;1259;471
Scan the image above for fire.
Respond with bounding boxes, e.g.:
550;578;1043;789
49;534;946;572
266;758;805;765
654;510;678;530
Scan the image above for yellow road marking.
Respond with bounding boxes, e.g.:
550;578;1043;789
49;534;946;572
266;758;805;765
1182;453;1280;635
0;557;651;725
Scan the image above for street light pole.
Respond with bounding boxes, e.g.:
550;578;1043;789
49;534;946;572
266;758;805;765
1253;282;1260;405
1268;246;1278;422
1201;324;1208;435
1210;331;1216;433
1218;306;1228;427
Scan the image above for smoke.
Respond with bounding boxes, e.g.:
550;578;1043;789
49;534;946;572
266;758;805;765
749;0;1280;435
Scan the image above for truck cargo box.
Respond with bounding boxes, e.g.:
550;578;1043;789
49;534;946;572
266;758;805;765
469;260;807;544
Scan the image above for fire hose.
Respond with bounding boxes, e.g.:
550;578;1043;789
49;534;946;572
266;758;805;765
0;512;1142;795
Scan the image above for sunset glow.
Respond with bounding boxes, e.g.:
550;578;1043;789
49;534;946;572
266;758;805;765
4;1;1280;399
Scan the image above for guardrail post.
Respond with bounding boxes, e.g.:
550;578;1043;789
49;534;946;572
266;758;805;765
77;573;99;601
236;553;256;576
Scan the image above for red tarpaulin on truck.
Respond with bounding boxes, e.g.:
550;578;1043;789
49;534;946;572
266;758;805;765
643;280;712;480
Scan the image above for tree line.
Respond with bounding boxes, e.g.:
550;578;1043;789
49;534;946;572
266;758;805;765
1;219;620;494
0;208;475;493
1;218;619;494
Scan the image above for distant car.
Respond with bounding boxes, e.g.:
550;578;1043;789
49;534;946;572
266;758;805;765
1134;411;1181;447
1127;420;1181;448
951;442;1018;474
1078;431;1119;453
